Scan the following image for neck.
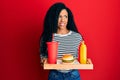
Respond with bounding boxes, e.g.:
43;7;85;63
57;29;70;35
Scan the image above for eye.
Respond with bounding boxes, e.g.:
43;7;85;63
64;15;68;18
59;15;62;18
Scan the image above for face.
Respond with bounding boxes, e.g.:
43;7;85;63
58;9;68;30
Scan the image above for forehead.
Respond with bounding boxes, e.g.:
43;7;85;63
59;9;68;15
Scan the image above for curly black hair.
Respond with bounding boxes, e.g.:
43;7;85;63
40;2;80;56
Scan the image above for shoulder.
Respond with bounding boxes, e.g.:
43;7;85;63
71;31;82;39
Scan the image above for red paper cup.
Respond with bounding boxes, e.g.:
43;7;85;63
46;41;58;64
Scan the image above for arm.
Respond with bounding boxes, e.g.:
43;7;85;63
76;33;83;59
39;36;48;65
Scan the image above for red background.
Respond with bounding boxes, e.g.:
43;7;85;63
1;0;120;80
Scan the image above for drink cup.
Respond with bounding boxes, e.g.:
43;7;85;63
46;41;58;64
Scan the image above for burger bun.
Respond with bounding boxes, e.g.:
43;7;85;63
62;54;75;64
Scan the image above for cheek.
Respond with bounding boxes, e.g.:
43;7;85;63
66;18;68;22
66;19;68;24
57;20;60;24
58;18;61;23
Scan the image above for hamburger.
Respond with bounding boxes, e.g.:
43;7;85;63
62;54;75;64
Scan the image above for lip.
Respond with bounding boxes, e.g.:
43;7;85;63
59;23;65;26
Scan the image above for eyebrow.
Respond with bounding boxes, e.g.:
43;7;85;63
59;14;68;16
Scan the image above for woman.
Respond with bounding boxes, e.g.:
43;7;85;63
40;2;83;80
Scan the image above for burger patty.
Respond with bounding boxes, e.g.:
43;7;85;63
62;59;74;63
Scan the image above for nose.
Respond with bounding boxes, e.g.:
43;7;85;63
61;17;65;22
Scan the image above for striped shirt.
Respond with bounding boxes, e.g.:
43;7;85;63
54;30;83;73
54;30;82;58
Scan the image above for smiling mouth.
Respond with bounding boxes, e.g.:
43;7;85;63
59;23;65;26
